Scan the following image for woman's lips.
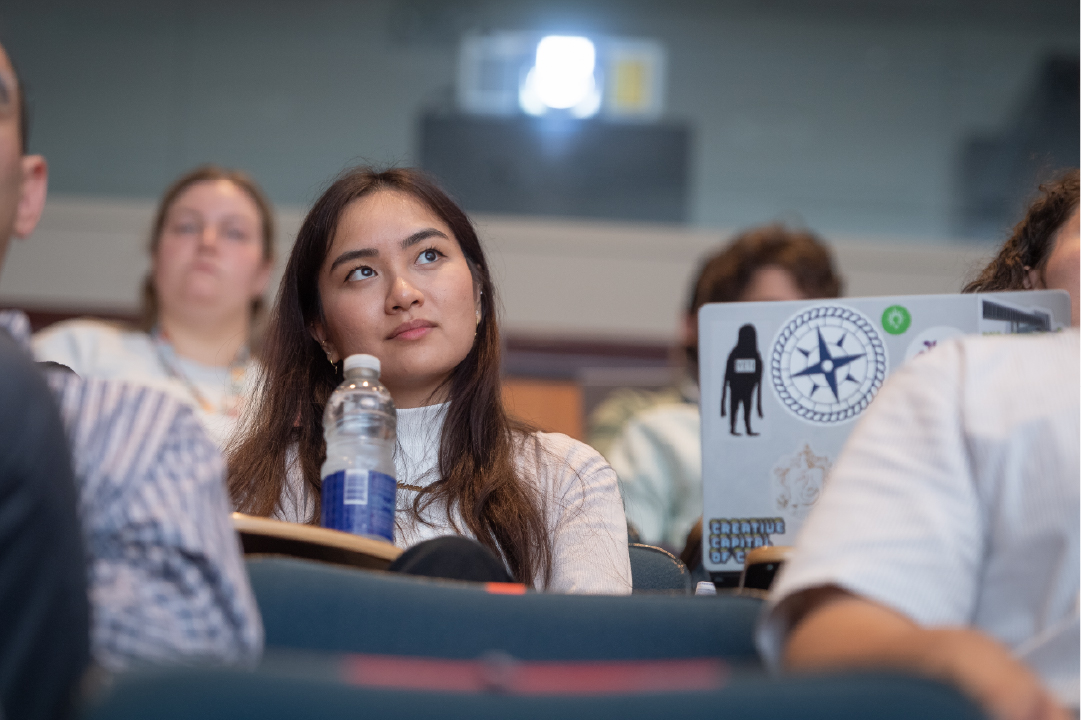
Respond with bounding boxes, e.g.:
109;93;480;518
190;260;220;275
389;319;435;340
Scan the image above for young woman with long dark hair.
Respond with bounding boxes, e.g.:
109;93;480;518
227;167;631;593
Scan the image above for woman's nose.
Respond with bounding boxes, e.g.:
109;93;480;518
197;226;220;250
387;274;423;311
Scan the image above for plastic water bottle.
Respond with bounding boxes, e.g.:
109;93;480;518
320;354;397;542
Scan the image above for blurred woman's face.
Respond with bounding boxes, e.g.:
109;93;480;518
1029;208;1080;326
313;190;479;408
740;265;806;303
153;179;271;323
682;264;808;352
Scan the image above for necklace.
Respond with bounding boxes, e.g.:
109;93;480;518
151;327;250;417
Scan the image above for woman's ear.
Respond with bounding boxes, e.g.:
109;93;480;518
1022;265;1043;290
474;284;483;326
309;323;339;364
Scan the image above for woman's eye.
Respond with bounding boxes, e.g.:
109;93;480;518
346;266;375;281
172;221;200;235
223;226;250;242
418;248;441;265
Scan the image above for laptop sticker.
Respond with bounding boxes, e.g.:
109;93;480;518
770;304;888;425
721;324;764;436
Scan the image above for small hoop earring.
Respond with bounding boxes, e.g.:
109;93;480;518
320;340;336;365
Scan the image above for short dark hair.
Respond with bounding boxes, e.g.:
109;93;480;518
688;224;842;314
681;224;842;375
963;169;1080;293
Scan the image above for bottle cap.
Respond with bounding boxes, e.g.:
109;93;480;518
343;354;380;375
695;580;717;596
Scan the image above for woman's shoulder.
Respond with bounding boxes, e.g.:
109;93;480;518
626;401;699;435
34;317;142;346
519;430;615;486
33;318;150;374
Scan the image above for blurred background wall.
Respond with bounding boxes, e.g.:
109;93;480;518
2;0;1077;235
8;0;1081;231
0;0;1076;433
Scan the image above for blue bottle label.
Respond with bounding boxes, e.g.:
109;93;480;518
321;469;396;542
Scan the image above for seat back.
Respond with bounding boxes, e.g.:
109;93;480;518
83;662;986;720
628;543;692;593
245;557;759;662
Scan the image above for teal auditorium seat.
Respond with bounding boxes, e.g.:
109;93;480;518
81;660;987;720
628;543;693;593
246;557;759;662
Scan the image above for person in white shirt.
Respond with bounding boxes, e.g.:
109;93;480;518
228;167;632;595
32;166;275;447
757;330;1079;720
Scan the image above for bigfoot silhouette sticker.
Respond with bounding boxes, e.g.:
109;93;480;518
721;324;764;436
770;305;888;425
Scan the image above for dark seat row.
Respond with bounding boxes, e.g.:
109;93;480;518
246;556;751;661
81;557;986;719
83;657;985;720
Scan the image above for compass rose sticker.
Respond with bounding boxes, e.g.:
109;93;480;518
770;305;888;424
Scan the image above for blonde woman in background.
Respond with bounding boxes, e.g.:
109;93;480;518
34;166;275;447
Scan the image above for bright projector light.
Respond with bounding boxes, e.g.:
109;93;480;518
532;35;596;110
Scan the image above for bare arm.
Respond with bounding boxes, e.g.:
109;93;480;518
783;587;1069;720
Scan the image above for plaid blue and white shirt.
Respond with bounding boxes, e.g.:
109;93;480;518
1;311;262;670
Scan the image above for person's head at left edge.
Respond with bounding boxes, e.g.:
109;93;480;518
0;41;47;264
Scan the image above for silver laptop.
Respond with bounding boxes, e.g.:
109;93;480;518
698;290;1071;586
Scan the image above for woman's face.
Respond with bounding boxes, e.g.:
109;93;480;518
1029;208;1080;326
682;264;807;351
740;265;806;303
153;179;271;323
313;190;479;408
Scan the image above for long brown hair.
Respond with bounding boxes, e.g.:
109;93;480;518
139;165;276;336
227;167;552;586
964;169;1079;293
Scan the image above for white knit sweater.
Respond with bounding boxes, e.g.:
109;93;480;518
275;403;632;594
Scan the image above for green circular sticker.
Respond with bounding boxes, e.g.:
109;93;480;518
881;305;912;335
